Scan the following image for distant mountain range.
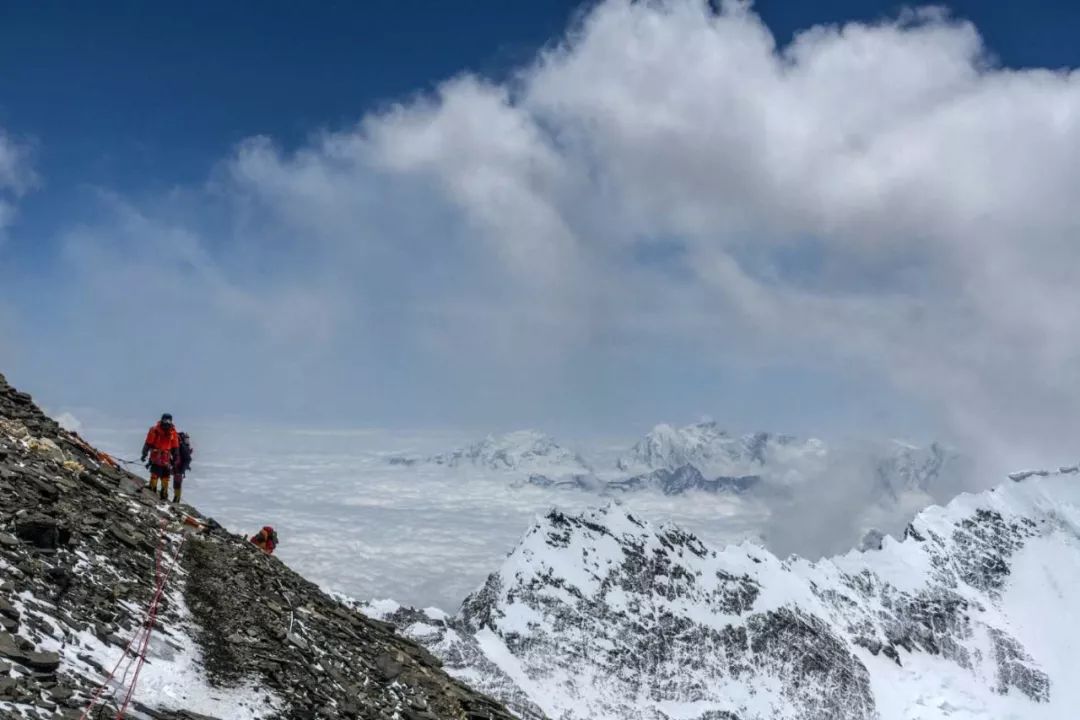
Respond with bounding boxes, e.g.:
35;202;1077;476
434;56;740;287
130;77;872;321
389;429;592;474
614;422;824;475
389;422;966;503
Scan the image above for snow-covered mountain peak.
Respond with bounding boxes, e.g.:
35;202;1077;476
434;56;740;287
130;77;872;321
460;502;796;634
385;473;1080;720
616;421;823;475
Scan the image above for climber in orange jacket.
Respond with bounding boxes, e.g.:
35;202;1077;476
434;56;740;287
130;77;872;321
250;526;278;555
141;413;180;501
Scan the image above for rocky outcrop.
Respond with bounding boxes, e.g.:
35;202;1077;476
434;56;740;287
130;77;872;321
0;371;519;720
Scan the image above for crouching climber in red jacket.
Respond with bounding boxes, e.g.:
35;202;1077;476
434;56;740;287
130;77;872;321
250;526;278;555
141;413;179;501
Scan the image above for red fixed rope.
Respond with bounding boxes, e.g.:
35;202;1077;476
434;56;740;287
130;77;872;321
78;521;167;719
79;519;186;720
114;532;187;718
111;523;166;693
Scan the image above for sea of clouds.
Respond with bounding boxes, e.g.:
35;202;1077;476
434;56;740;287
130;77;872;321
78;419;995;612
84;422;771;609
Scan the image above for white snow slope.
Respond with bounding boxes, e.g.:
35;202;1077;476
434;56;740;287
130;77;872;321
375;472;1080;720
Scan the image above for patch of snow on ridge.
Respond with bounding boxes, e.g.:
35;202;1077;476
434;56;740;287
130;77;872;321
2;548;281;720
385;474;1080;720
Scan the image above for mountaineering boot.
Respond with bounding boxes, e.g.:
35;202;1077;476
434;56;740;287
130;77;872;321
172;488;181;504
148;476;159;493
159;477;169;501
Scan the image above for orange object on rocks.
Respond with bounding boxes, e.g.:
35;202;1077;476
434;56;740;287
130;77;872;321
250;526;278;554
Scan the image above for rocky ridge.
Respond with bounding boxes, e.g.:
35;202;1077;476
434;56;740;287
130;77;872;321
373;478;1080;720
0;372;520;720
605;464;761;495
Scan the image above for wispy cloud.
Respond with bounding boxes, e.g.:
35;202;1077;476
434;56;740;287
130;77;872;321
0;128;37;236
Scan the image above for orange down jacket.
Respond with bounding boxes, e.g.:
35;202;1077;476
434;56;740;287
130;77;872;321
144;423;179;466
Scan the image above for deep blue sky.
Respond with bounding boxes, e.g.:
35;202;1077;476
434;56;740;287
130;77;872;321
2;1;1079;439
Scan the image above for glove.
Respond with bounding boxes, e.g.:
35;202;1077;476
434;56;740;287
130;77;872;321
140;453;147;462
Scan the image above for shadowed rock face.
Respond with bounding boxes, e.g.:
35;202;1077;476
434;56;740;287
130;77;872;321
606;464;762;495
377;480;1073;720
0;372;520;720
181;537;518;720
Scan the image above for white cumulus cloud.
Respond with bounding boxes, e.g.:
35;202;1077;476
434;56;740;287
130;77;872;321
343;0;1080;468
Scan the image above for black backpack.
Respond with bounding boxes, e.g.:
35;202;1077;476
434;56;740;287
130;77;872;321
178;433;194;469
